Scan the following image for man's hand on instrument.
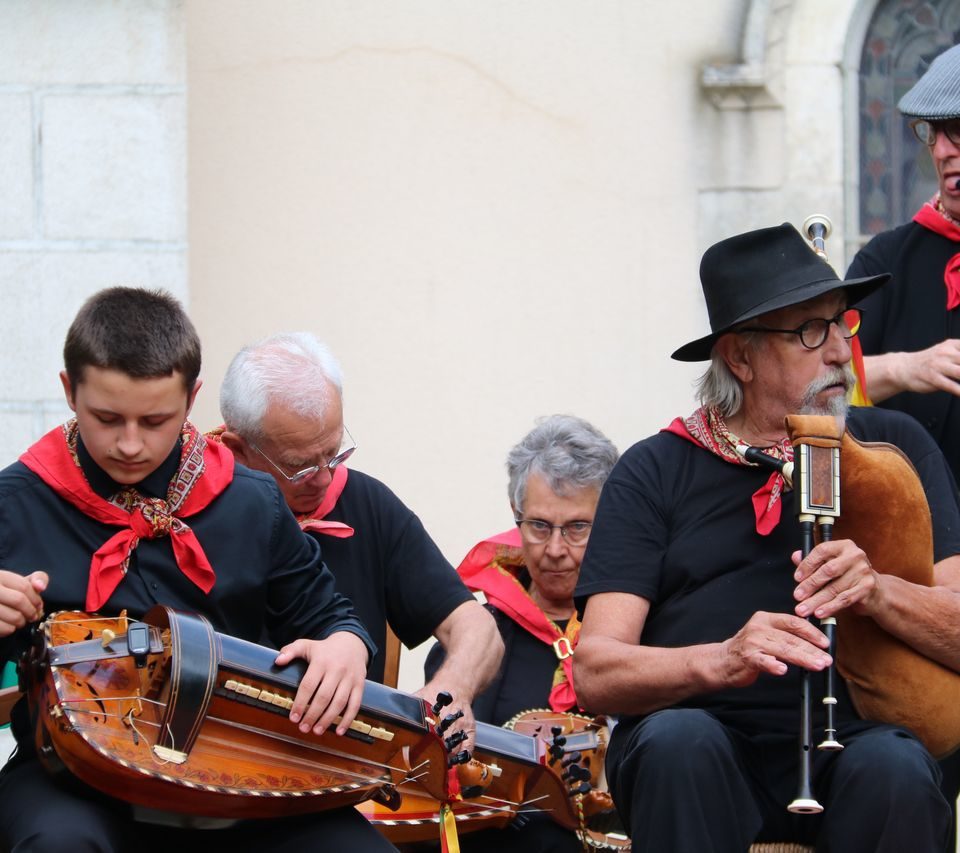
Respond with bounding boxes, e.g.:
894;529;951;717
0;570;47;638
792;539;880;619
719;611;832;687
415;682;477;755
275;630;369;737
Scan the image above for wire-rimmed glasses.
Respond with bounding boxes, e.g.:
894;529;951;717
515;516;593;546
251;426;357;484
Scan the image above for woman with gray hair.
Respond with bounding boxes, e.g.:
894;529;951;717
425;414;618;853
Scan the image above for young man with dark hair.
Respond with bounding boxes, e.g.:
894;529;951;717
0;287;395;851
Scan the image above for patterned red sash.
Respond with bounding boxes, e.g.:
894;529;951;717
457;528;579;712
21;420;233;610
664;406;793;535
914;194;960;310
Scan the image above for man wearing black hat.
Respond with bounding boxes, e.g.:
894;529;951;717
572;223;960;852
848;43;960;486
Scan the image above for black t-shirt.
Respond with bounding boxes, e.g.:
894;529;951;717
849;222;960;485
575;406;960;736
488;615;568;727
309;469;474;684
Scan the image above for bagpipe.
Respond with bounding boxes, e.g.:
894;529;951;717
741;412;960;814
733;215;960;813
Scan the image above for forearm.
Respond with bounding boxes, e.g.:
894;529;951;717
573;635;726;717
864;573;960;671
862;353;908;403
862;342;960;401
422;601;503;702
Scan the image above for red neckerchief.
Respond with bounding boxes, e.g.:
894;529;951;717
913;193;960;310
21;420;233;611
205;425;354;538
457;528;579;712
663;405;793;536
296;465;354;538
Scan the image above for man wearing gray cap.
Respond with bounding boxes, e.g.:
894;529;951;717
848;43;960;483
574;223;960;852
847;41;960;830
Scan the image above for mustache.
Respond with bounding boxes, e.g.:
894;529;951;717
801;365;855;401
798;365;856;418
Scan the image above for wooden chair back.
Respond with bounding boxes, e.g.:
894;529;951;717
382;625;401;689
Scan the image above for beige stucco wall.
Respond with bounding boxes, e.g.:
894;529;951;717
0;0;879;700
184;2;740;686
184;0;872;687
184;2;736;469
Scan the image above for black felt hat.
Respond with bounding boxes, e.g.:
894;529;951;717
671;223;890;362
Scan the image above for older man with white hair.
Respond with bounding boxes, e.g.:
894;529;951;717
216;333;502;753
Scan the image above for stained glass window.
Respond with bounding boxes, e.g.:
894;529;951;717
858;0;960;237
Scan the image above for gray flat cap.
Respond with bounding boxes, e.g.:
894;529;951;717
899;44;960;120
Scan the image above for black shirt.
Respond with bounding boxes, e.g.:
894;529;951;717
849;221;960;486
575;406;960;736
309;469;474;684
0;431;375;750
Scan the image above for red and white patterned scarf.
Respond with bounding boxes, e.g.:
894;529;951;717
664;405;793;535
21;420;233;610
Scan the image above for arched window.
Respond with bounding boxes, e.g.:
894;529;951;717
858;1;960;237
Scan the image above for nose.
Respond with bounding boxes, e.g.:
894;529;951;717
301;464;333;489
115;421;144;458
933;129;960;158
822;320;852;365
544;527;567;558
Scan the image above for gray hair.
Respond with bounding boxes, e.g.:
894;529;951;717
694;352;744;417
220;331;344;441
694;330;760;416
507;414;619;512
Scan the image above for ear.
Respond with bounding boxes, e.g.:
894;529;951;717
59;370;77;412
714;333;755;384
184;378;203;417
220;429;253;465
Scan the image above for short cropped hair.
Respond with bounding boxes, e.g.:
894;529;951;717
63;287;201;391
220;332;344;441
507;414;619;512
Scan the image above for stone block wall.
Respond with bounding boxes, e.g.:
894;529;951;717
0;1;187;465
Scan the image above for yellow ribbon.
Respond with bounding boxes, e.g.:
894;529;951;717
439;802;461;852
